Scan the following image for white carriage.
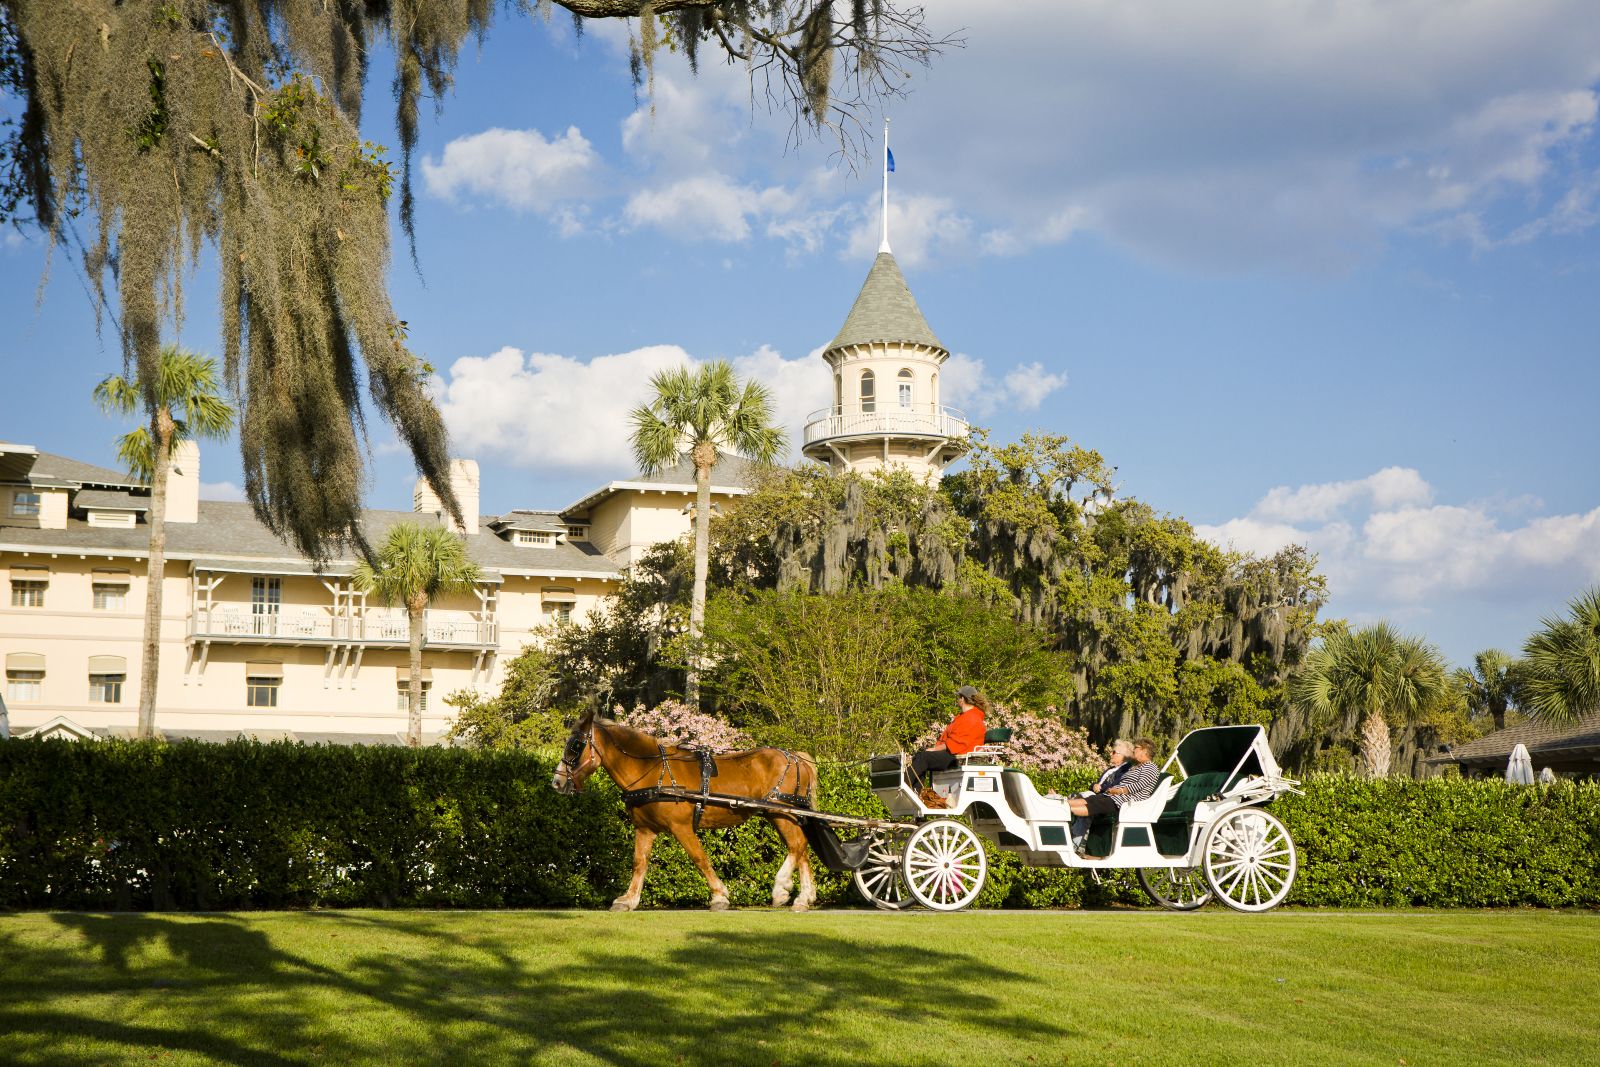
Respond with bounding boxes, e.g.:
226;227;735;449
851;725;1302;913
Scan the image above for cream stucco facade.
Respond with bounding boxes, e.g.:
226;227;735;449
0;442;747;744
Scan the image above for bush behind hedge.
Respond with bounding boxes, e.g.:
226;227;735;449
2;740;1596;910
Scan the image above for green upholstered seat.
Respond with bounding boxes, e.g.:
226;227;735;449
984;727;1013;743
1152;771;1229;855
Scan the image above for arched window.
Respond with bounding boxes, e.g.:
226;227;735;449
860;370;876;413
897;368;913;410
931;371;939;406
834;373;842;413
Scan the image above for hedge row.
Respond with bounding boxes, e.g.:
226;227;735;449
2;740;1597;910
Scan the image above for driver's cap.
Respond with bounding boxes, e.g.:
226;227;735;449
956;685;979;701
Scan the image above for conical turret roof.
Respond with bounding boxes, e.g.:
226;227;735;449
827;252;944;352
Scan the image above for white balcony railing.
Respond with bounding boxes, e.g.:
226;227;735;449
190;607;496;648
802;404;969;447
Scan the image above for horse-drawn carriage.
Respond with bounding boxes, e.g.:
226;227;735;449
554;711;1301;914
848;724;1302;913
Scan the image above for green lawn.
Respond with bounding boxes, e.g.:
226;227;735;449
1;909;1596;1066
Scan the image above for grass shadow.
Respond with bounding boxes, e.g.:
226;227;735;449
0;911;1066;1065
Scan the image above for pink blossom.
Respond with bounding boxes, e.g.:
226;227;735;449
912;704;1106;773
619;701;754;751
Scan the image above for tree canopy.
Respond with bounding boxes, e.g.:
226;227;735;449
0;1;949;558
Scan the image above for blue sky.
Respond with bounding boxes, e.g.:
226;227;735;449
3;0;1599;666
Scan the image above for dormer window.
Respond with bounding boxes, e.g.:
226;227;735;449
515;530;554;547
860;370;876;414
565;525;588;542
898;368;913;409
11;491;40;517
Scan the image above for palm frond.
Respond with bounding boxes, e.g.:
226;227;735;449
352;521;482;609
1520;588;1600;724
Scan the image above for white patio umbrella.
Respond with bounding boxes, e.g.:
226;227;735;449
1505;743;1535;785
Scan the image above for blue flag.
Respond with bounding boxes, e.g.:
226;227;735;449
886;147;896;173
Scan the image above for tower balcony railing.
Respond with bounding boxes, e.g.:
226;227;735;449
802;404;969;446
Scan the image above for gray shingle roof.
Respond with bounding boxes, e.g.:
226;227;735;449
561;455;761;516
30;451;144;489
0;500;620;578
827;252;944;352
488;510;568;533
76;488;150;512
1433;710;1600;765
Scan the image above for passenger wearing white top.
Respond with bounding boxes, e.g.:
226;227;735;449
1068;738;1160;852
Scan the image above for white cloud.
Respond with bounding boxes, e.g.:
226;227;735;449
200;480;245;502
1002;363;1068;412
1196;468;1600;617
623;175;799;242
421;126;600;216
433;342;829;475
892;0;1600;268
941;353;1068;418
1253;466;1433;523
844;195;974;268
432;337;1066;473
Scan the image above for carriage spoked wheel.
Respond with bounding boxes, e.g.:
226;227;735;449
902;819;987;912
1201;806;1297;913
1138;865;1213;911
852;827;914;911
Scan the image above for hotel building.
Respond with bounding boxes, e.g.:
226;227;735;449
1;248;965;742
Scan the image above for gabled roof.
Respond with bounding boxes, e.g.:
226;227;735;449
827;252;944;353
487;510;568;534
561;455;761;517
30;451;145;490
0;500;620;580
1432;710;1600;765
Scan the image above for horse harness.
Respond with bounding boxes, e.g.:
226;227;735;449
613;735;813;831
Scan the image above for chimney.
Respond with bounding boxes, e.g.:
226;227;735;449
413;459;479;536
165;440;200;523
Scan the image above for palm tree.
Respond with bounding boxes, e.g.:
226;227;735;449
629;361;785;705
353;522;482;747
1453;649;1519;732
1520;588;1600;725
95;347;235;740
1289;622;1449;777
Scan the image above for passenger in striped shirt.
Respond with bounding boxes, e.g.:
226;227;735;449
1068;738;1160;850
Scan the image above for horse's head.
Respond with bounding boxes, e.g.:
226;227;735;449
552;708;601;795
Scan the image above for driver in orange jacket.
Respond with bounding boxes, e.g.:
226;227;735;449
910;685;989;807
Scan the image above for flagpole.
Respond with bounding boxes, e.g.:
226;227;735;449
879;117;891;254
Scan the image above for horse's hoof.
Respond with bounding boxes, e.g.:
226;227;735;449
709;900;731;912
790;902;810;913
610;900;636;912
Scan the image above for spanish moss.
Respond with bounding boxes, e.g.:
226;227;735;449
0;1;952;558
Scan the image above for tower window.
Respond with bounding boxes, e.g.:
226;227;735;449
898;368;913;409
860;370;876;413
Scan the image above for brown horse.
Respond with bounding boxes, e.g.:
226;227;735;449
551;707;819;912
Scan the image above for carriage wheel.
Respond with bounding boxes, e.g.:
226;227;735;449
852;828;914;911
1138;865;1212;911
902;819;987;912
1201;807;1297;913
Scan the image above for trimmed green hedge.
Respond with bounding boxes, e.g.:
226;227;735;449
2;740;1597;910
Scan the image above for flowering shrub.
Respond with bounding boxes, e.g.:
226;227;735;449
911;705;1106;773
620;701;753;751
